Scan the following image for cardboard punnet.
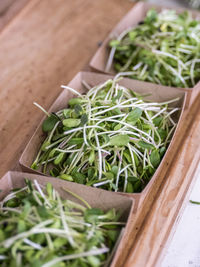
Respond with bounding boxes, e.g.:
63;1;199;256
0;171;134;267
19;71;186;211
89;2;200;108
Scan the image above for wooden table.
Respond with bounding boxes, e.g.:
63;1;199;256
0;0;132;177
0;1;200;266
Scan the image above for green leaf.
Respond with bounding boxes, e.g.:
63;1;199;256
111;166;118;175
150;150;160;168
49;148;57;158
49;168;60;177
17;220;26;233
63;118;80;128
109;40;120;47
80;114;88;125
68;138;84;145
74;104;82;115
41;141;51;151
113;89;123;101
84;208;104;223
158;129;167;140
160;146;166;157
104;208;116;220
124;151;132;163
114;124;122;131
104;172;114;180
87;256;101;267
0;230;5;242
54;237;68;249
31;259;43;267
126;182;134;193
37;206;49;218
107;230;119;242
46;183;53;198
63;109;71;118
74;172;86;184
54;152;65;165
110;183;118;191
68;97;82;106
109;135;130;146
52;133;64;141
21;200;31;218
111;107;121;115
190;200;200;205
59;174;73;181
87;208;104;216
145;8;158;24
138;141;154;150
42;114;59;132
128;31;137;41
127;108;142;122
142;124;151;131
102;134;110;144
88;168;95;179
134;153;139;166
31;162;38;170
133;180;142;192
128;176;139;182
89;150;95;165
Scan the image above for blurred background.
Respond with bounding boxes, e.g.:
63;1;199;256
135;0;200;9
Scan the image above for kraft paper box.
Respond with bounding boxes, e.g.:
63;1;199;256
19;71;186;210
89;2;200;107
0;171;134;267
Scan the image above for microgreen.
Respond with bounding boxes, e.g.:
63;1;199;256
189;200;200;204
0;180;123;266
107;9;200;88
32;76;180;193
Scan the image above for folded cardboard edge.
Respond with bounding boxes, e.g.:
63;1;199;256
0;171;133;217
19;71;186;208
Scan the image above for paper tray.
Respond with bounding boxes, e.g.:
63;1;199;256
89;2;200;107
19;71;186;210
0;171;134;267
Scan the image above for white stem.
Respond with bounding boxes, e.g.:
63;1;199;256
95;131;102;180
61;85;82;96
33;102;50;117
42;247;109;267
34;180;52;208
23;238;43;250
123;169;128;192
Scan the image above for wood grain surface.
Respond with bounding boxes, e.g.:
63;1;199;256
0;0;133;178
0;0;30;31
